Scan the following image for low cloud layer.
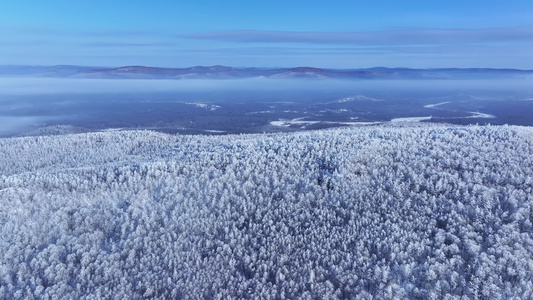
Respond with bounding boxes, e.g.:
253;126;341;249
183;26;533;46
1;78;533;96
0;116;50;136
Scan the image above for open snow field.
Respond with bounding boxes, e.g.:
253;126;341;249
1;124;533;299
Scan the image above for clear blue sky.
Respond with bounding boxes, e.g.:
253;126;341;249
1;0;533;68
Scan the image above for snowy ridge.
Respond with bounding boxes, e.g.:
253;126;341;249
1;125;533;298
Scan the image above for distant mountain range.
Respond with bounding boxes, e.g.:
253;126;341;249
1;65;532;80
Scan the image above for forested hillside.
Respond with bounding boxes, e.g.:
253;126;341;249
1;125;532;299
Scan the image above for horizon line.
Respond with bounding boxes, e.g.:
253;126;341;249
2;64;533;71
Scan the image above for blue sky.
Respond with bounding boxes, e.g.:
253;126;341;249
1;0;533;68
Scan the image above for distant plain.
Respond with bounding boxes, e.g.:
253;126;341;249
1;76;533;137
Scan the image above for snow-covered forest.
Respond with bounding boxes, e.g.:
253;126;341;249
1;124;532;299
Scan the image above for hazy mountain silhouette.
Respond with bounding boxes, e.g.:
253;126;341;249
1;65;532;80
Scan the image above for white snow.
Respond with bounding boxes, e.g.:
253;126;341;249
246;110;275;115
391;116;432;122
424;101;450;108
101;128;124;132
269;120;291;127
270;118;382;127
185;102;221;111
337;95;380;103
202;129;226;133
468;111;497;118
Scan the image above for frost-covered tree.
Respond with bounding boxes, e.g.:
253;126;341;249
1;124;533;299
